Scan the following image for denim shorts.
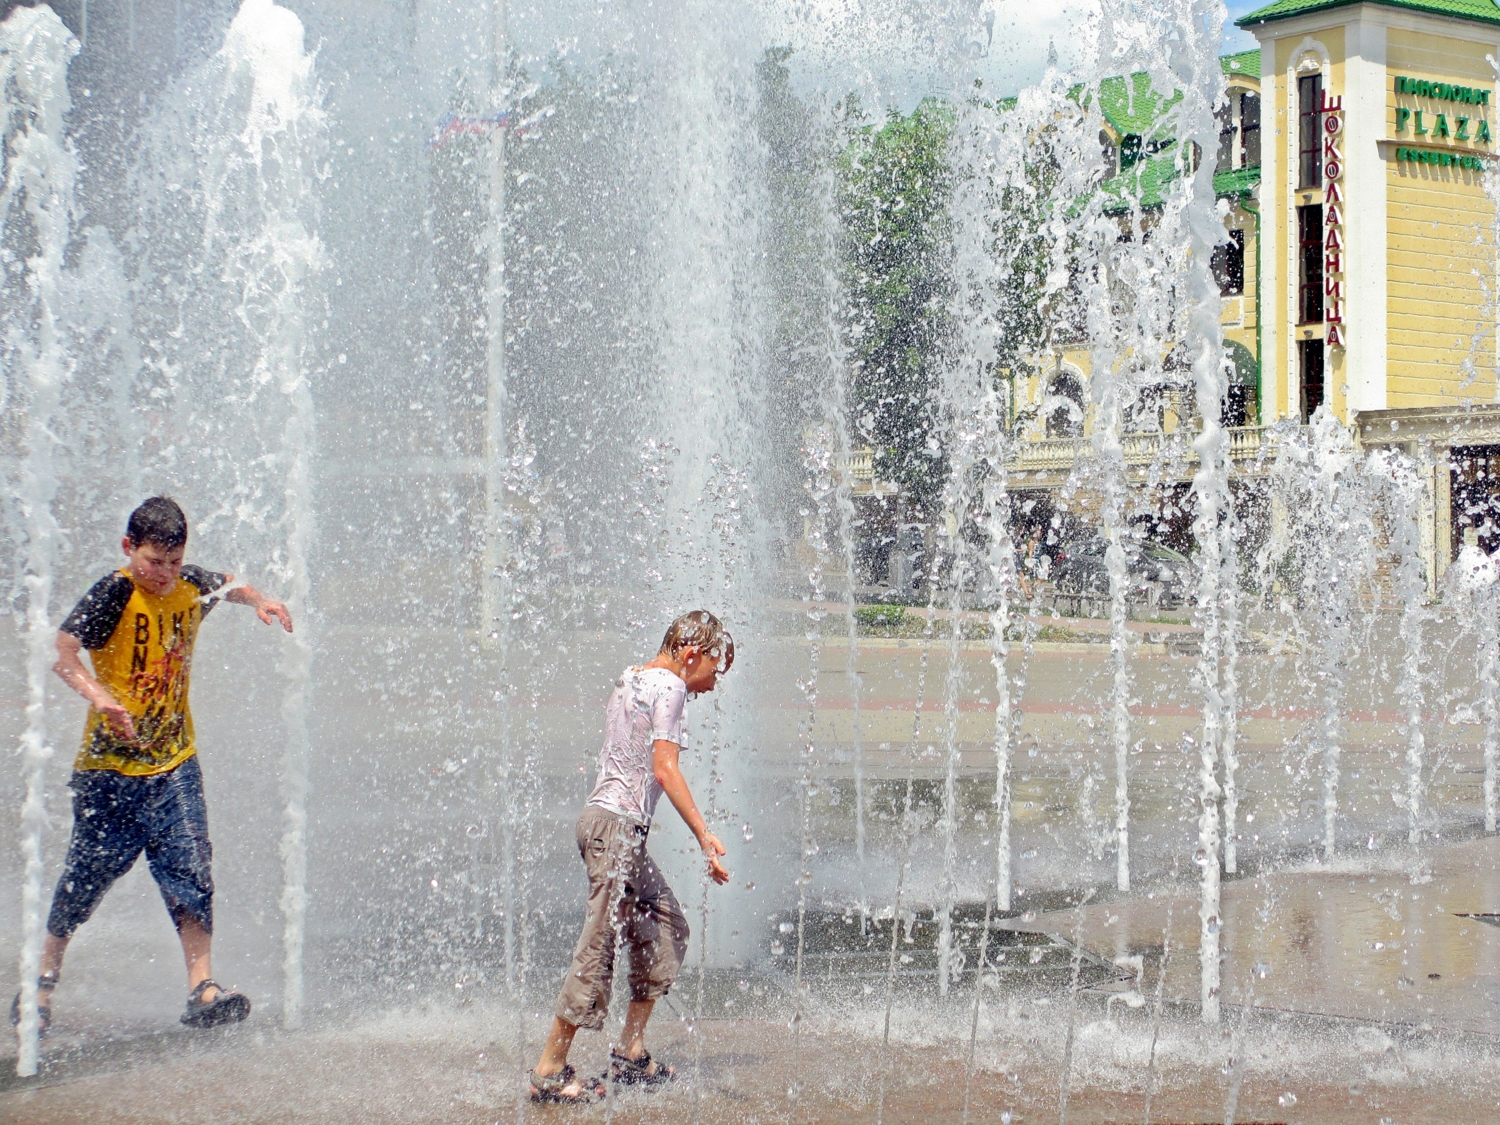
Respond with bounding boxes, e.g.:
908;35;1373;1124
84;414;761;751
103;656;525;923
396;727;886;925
47;755;214;939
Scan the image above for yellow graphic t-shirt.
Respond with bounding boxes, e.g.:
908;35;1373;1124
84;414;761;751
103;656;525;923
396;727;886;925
61;565;228;776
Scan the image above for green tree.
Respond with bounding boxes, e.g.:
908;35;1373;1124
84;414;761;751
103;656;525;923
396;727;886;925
838;98;956;516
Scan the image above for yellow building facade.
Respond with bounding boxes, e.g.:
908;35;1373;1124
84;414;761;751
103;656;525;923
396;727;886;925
1241;0;1500;577
1243;0;1499;420
1000;1;1500;581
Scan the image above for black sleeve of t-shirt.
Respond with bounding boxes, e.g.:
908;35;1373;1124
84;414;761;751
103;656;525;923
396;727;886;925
181;565;229;596
182;565;230;618
59;573;134;650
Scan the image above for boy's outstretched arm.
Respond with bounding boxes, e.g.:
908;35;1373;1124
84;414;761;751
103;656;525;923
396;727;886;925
223;583;294;632
653;739;730;885
54;631;135;739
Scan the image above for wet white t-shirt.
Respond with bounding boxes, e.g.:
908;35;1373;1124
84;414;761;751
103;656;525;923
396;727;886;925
586;666;687;823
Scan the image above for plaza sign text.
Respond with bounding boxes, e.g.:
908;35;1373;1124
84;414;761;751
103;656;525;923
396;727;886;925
1395;146;1489;170
1394;76;1491;106
1322;92;1345;351
1394;75;1494;144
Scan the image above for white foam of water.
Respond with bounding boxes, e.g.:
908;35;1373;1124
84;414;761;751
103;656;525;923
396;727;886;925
1448;544;1500;831
206;0;326;1028
1370;449;1431;843
0;2;79;1078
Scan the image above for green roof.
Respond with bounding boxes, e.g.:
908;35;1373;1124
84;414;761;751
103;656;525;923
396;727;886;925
1098;72;1181;138
1213;167;1262;197
1221;49;1261;76
1238;0;1500;28
1095;57;1267;212
1101;163;1262;213
1102;153;1181;210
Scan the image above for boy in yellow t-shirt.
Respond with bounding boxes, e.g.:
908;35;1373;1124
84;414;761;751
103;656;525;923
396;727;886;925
11;497;293;1034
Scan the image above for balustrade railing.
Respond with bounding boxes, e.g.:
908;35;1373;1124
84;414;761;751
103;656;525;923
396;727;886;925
839;426;1288;491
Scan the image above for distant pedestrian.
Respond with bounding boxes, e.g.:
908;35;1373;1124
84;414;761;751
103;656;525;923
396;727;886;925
12;497;293;1035
528;610;733;1103
1019;530;1047;598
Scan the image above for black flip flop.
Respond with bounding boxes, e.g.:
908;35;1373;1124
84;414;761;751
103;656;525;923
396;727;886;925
181;979;251;1027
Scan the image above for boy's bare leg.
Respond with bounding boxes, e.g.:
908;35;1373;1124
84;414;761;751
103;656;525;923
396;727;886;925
27;934;66;1011
177;918;218;1002
534;1016;580;1077
618;999;655;1062
39;934;67;979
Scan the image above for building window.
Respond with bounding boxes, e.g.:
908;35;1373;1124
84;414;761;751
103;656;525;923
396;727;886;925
1216;91;1261;173
1451;445;1500;559
1297;205;1323;324
1223;384;1253;427
1240;92;1260;169
1216;104;1235;173
1212;229;1245;295
1298;338;1324;421
1045;372;1085;438
1298;73;1323;188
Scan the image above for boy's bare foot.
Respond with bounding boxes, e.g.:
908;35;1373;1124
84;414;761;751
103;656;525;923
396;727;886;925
529;1065;605;1103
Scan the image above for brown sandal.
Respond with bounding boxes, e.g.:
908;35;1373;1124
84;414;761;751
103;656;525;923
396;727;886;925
9;971;58;1037
181;979;251;1027
528;1064;605;1103
609;1049;676;1088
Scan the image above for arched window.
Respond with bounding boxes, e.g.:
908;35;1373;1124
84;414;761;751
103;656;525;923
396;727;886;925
1045;371;1085;438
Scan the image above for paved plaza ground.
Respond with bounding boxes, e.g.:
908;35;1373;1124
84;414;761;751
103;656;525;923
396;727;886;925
5;612;1500;1121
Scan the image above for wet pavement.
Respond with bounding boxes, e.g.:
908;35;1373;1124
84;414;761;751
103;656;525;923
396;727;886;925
4;984;1500;1123
1006;835;1500;1037
6;614;1500;1120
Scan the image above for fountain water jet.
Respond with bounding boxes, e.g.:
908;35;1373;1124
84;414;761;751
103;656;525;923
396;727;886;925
1;3;79;1078
1372;449;1431;844
171;0;327;1026
1449;543;1500;831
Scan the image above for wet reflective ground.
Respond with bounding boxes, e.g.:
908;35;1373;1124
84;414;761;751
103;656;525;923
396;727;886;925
1011;835;1500;1036
5;960;1500;1123
5;611;1500;1119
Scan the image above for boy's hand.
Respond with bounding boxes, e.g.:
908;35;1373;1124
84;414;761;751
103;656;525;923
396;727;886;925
225;585;294;632
699;832;730;885
255;600;294;632
95;694;136;740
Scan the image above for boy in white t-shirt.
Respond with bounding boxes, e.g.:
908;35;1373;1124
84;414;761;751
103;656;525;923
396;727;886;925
528;610;734;1103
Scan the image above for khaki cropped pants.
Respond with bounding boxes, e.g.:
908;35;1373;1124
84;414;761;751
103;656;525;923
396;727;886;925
555;806;689;1031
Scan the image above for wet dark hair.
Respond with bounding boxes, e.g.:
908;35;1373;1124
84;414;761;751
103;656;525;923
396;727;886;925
126;497;188;550
659;610;734;671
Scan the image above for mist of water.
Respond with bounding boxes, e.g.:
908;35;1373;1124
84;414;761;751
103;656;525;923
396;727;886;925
9;0;1500;1109
1;4;79;1078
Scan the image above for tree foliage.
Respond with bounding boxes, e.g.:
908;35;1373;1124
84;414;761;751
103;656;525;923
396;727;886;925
837;98;956;516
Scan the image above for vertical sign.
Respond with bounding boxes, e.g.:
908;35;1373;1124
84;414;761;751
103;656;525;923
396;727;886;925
1322;91;1346;348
